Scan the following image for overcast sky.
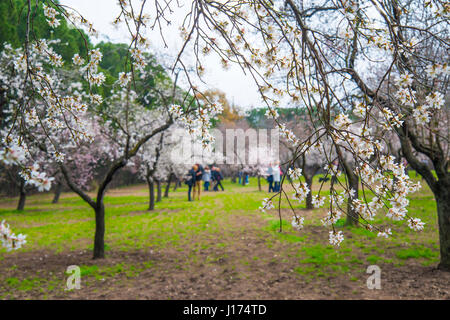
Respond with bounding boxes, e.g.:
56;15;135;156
60;0;262;111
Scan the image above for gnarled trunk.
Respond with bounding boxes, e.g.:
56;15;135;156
17;193;26;211
156;180;162;202
17;181;26;211
345;171;359;227
59;121;172;260
304;174;313;210
164;174;172;198
93;204;105;259
436;180;450;271
52;181;62;204
147;177;155;211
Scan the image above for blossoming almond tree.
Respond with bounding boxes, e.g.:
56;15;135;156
137;132;166;211
0;220;27;252
59;88;174;258
278;116;328;210
58;83;220;258
0;38;107;203
136;126;190;210
0;1;222;257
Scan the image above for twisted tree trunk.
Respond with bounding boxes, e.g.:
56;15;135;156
164;173;173;198
147;176;155;211
304;174;313;210
52;181;62;204
17;180;26;211
93;204;105;259
345;170;359;227
299;156;321;210
436;180;450;271
156;179;162;202
173;178;179;191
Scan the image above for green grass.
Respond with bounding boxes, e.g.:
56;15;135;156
76;262;148;280
395;247;438;260
4;276;59;292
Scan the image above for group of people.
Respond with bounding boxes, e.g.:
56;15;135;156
184;161;285;200
185;164;224;201
266;162;282;193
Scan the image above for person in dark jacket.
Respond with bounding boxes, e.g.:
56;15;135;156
243;166;250;185
186;165;197;201
267;164;274;192
194;163;204;200
212;166;224;191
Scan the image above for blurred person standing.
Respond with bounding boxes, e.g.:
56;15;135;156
203;166;211;191
186;165;196;201
194;164;204;200
267;163;274;192
272;162;281;192
212;166;224;191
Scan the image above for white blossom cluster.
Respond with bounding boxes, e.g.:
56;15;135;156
291;216;304;230
259;198;275;213
43;2;98;43
43;4;61;28
19;164;55;192
118;72;132;88
292;182;310;204
311;195;325;208
112;1;152;72
329;231;344;247
172;103;223;150
392;67;447;127
0;220;27;251
377;228;392;239
321;210;343;227
259;114;425;245
0;141;26;165
0;39;95;191
287;167;302;180
78;48;105;87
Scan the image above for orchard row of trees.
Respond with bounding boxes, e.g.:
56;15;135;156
0;0;223;258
